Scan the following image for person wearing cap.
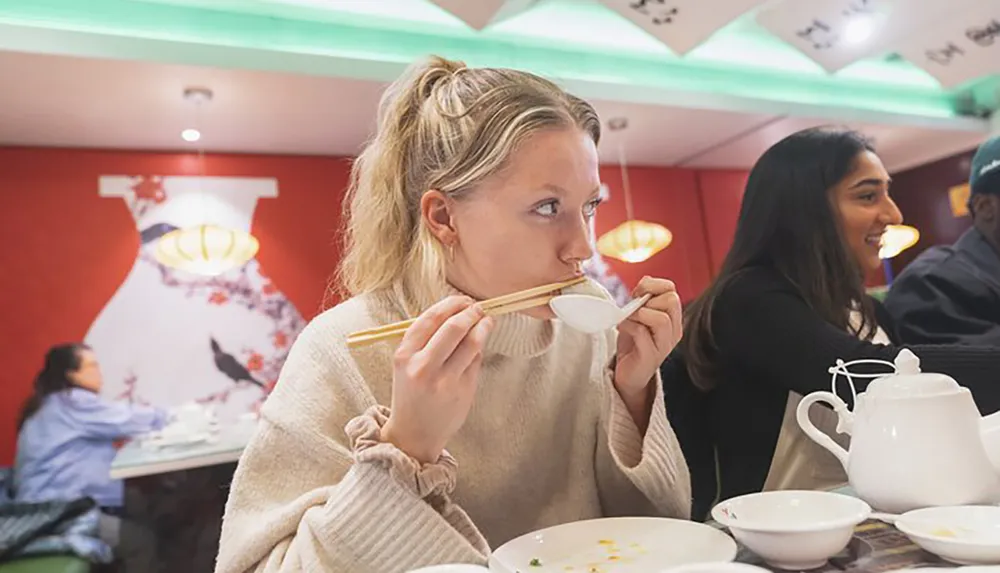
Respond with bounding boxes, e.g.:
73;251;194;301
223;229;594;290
884;135;1000;345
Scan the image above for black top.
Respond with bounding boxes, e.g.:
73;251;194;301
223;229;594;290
884;228;1000;346
662;265;1000;521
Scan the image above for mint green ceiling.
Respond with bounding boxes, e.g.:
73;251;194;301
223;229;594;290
0;0;997;124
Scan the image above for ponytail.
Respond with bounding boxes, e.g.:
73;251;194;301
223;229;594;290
18;344;89;430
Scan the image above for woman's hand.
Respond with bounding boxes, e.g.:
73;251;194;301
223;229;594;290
382;296;494;464
614;277;683;430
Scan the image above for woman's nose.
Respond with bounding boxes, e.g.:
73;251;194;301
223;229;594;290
883;196;903;226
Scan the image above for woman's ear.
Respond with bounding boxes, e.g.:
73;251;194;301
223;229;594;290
420;189;458;246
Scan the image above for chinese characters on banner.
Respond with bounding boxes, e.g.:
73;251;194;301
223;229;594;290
599;0;767;55
894;3;1000;88
757;0;954;73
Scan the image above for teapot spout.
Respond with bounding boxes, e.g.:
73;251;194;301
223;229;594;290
980;411;1000;472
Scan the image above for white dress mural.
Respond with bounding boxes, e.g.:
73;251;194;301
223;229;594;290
85;175;306;422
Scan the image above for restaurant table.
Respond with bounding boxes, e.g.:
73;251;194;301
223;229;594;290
110;421;256;480
108;422;256;573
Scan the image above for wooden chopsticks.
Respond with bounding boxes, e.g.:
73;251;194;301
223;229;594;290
346;276;587;349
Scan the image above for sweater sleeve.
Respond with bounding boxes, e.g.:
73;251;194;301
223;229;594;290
215;305;489;573
593;332;692;520
714;269;1000;413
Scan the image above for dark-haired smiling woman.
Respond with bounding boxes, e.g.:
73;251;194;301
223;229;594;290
662;127;1000;520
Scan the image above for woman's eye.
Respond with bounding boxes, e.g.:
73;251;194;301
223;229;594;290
534;201;558;217
583;199;602;217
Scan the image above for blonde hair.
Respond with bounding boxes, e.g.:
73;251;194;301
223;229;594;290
336;55;601;313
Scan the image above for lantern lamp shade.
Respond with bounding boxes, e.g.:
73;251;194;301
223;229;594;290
879;224;920;260
154;224;259;276
596;220;673;263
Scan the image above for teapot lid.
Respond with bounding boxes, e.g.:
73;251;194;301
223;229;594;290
865;349;962;399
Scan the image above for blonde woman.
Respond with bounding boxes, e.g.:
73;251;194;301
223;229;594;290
216;55;690;573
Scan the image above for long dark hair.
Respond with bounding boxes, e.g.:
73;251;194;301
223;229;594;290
684;127;878;390
18;343;91;429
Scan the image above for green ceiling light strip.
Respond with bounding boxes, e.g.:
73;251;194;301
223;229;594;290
0;0;987;122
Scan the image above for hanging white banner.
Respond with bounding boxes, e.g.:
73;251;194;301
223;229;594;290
598;0;767;55
430;0;538;30
894;3;1000;88
756;0;962;73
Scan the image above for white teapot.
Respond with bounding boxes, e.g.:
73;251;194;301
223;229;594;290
796;349;1000;513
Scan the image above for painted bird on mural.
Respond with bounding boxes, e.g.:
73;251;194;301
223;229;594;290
210;337;265;388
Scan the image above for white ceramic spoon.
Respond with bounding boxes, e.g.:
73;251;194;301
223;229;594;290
549;293;652;334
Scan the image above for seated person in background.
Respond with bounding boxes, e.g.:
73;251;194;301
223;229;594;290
884;135;1000;345
215;55;689;573
661;127;1000;521
13;343;166;510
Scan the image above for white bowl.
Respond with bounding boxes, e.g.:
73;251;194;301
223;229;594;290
895;506;1000;565
660;563;770;573
711;490;872;570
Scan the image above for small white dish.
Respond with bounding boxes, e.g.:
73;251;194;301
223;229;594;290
489;517;737;573
550;293;651;334
142;431;212;449
895;506;1000;565
711;490;871;570
659;563;770;573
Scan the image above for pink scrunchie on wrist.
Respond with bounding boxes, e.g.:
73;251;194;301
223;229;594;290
344;405;458;499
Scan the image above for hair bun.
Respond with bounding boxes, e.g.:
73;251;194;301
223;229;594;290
416;56;467;100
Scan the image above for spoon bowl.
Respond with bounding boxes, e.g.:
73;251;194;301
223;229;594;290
549;293;651;334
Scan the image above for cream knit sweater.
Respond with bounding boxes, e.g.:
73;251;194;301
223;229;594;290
215;288;691;573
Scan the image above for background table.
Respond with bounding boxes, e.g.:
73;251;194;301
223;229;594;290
110;422;256;480
109;423;256;572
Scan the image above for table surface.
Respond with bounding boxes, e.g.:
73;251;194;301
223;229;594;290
110;422;257;480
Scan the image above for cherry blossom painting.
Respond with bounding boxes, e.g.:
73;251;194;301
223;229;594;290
85;175;305;422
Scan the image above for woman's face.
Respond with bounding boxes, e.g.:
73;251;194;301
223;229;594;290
69;349;103;392
427;127;601;318
831;150;903;273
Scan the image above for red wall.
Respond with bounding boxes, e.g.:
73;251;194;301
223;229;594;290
0;146;745;463
0;148;351;464
888;150;976;276
694;170;748;274
598;165;719;303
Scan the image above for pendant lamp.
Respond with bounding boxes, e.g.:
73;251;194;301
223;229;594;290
596;118;672;263
155;87;260;276
154;223;260;276
879;224;920;260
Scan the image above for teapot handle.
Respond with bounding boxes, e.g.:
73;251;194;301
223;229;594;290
796;392;851;468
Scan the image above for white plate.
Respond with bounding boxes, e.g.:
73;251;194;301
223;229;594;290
142;432;213;448
488;517;737;573
893;565;1000;573
896;506;1000;566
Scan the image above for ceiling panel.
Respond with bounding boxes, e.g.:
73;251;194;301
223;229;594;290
0;50;988;172
856;123;989;173
590;100;775;166
0;52;382;157
680;115;988;172
678;116;822;169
